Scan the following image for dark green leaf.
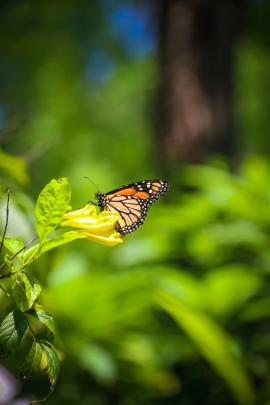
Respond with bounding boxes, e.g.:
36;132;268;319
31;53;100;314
27;303;55;335
21;340;43;377
22;339;60;391
12;273;41;312
40;339;60;386
0;311;29;355
35;178;71;244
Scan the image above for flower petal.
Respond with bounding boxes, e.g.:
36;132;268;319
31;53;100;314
60;204;123;246
68;230;123;246
61;204;120;233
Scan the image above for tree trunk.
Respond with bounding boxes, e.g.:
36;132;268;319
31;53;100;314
157;0;243;164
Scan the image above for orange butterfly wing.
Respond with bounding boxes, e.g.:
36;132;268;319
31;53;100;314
97;180;169;234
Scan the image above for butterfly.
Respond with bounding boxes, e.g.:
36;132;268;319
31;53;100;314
95;179;169;235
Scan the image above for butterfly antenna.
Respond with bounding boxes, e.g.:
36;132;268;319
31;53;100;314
83;176;99;192
83;177;100;206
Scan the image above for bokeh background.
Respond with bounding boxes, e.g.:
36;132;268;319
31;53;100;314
1;0;270;404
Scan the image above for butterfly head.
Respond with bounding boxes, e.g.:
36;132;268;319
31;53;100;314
95;192;106;208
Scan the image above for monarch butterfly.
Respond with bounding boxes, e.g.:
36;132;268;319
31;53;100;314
95;179;169;235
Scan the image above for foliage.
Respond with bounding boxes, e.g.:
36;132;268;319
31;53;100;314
0;177;71;399
3;152;270;404
0;169;121;402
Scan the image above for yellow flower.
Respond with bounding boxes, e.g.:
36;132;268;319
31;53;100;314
61;204;123;246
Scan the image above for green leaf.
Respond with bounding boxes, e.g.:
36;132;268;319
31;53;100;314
157;291;255;405
3;238;25;264
3;253;14;270
3;238;24;255
21;340;43;377
22;339;60;387
0;311;29;355
38;231;86;253
22;231;86;264
35;178;71;244
12;273;42;311
27;303;55;335
40;339;60;386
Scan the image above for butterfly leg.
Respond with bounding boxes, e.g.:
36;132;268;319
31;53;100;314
87;200;98;206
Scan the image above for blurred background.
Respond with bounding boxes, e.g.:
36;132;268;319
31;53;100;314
1;0;270;404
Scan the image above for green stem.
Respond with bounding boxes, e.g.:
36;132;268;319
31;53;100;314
0;188;10;255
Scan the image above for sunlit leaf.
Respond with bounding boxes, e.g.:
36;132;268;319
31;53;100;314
22;226;121;266
3;238;24;256
0;311;29;355
12;273;41;312
35;178;71;244
22;231;86;264
3;238;25;264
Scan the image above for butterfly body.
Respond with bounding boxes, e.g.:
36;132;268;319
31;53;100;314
96;179;169;235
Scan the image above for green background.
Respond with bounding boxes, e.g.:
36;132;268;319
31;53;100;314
1;1;270;404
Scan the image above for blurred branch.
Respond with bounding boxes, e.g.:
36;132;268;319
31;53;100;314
22;136;60;164
0;188;10;255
